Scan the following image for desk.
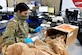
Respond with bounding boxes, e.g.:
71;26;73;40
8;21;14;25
51;16;64;22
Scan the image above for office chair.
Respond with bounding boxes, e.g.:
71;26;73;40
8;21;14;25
73;10;78;21
65;9;79;26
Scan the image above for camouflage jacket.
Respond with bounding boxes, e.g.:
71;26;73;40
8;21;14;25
2;15;34;46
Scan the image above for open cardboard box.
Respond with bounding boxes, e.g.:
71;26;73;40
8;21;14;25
46;24;79;46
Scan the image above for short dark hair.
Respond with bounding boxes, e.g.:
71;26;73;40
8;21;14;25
14;3;29;12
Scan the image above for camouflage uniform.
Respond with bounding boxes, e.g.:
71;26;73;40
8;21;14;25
2;13;34;46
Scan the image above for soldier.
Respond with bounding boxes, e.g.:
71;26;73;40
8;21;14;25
1;3;43;47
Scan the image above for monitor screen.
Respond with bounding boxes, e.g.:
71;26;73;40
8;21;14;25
48;7;55;14
39;6;48;12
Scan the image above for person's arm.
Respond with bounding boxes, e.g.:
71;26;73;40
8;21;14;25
29;26;43;33
2;21;17;45
2;21;16;37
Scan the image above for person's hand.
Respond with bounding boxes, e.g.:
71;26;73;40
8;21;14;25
25;38;33;44
34;26;43;33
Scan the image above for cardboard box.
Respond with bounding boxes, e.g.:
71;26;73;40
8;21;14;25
46;24;79;46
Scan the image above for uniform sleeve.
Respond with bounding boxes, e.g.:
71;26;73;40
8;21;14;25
2;21;17;39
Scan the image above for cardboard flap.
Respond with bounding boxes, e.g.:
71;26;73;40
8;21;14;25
53;24;78;33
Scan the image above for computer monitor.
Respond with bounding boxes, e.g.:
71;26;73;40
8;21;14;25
48;7;55;14
39;6;48;12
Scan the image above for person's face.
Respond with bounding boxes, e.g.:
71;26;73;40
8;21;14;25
18;10;29;16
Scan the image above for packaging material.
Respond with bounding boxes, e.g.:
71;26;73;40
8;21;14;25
2;42;57;55
2;42;29;55
45;37;69;55
46;24;79;46
2;39;68;55
34;39;54;53
34;39;69;55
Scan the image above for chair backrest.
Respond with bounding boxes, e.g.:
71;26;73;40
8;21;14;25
65;9;78;22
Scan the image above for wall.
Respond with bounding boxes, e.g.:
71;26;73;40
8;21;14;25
61;0;76;16
8;0;28;7
37;0;61;15
8;0;61;14
0;0;78;15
